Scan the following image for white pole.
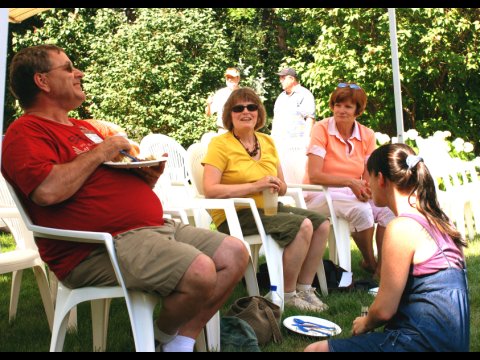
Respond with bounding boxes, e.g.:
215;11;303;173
0;8;9;163
388;8;405;144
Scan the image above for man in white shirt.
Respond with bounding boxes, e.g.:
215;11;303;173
272;68;316;142
205;67;241;131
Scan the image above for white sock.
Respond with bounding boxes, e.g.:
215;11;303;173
284;290;296;302
153;321;178;345
162;335;196;352
296;283;311;292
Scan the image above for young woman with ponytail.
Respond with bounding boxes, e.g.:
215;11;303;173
305;143;470;352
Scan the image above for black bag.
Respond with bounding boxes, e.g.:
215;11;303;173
318;259;350;290
256;260;350;292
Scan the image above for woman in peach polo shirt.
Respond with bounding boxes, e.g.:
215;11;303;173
303;83;394;278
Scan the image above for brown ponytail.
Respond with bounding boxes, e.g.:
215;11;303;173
367;143;466;249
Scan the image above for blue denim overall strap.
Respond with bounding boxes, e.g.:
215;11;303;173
384;214;470;351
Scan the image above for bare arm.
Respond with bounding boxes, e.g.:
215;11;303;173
307;153;370;201
352;217;415;335
203;164;282;198
276;164;287;196
205;95;213;116
31;136;131;206
305;116;315;138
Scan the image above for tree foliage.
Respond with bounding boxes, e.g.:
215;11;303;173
5;8;480;153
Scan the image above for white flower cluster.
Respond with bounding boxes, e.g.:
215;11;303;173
375;132;391;145
451;137;474;153
374;129;475;156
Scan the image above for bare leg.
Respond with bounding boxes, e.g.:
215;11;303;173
155;253;217;335
351;227;376;273
304;340;330;352
282;219;313;293
297;220;330;285
155;236;248;339
374;225;386;279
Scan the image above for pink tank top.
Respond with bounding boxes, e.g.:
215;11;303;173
399;213;464;276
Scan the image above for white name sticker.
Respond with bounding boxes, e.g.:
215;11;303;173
85;133;104;144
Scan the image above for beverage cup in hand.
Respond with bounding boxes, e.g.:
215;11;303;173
262;188;278;216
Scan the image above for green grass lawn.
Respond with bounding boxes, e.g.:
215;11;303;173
1;231;479;352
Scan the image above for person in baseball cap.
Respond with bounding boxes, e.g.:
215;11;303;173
272;66;316;141
276;67;298;79
225;67;240;78
206;67;241;131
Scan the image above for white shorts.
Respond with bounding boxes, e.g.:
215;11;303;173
304;187;395;233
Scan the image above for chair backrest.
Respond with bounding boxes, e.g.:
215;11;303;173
275;139;308;184
140;134;189;185
186;142;209;197
200;132;220;145
0;175;37;252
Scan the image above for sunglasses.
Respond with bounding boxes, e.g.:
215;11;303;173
231;104;259;113
337;83;361;90
44;62;76;74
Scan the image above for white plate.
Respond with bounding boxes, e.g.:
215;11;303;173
283;315;341;337
368;287;379;296
103;157;167;169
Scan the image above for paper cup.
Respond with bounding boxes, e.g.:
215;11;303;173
262;189;278;216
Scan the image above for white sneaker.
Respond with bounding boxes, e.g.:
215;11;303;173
284;293;319;311
296;287;329;312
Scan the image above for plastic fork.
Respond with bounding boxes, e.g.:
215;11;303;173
119;150;140;162
293;324;333;336
293;318;336;331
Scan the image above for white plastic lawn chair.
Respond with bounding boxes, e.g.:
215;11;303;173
0;175;54;331
140;133;189;185
275;139;353;272
186;142;328;302
6;181;220;352
140;133;201;225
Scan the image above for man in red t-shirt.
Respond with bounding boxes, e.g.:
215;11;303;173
2;44;249;352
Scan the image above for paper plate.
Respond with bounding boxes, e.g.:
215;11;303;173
283;315;341;337
103;157;167;169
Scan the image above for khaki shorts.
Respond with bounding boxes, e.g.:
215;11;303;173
217;202;328;248
63;219;226;296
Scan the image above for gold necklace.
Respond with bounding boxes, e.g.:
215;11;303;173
233;132;260;157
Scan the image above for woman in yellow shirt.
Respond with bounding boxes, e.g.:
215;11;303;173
203;87;330;312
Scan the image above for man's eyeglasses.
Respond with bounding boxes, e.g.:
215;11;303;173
44;62;76;74
232;104;259;113
337;83;361;90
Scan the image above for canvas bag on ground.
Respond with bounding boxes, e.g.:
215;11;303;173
226;296;283;345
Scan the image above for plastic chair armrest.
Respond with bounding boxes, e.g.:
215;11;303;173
0;207;21;218
29;225;112;245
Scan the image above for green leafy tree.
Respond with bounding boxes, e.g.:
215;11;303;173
277;8;480;153
5;8;480;154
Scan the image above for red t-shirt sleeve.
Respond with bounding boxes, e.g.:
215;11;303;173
2;121;57;197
